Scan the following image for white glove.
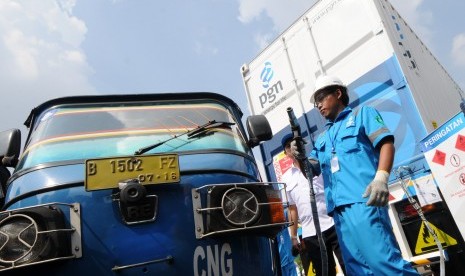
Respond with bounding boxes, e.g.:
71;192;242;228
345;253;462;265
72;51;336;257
363;170;390;206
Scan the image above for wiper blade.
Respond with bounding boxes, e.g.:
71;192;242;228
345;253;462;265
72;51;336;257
187;121;235;139
135;120;235;155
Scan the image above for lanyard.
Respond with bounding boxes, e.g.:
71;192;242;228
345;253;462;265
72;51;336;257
328;120;342;153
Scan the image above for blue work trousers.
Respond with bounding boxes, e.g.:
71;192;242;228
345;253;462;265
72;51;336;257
333;203;419;276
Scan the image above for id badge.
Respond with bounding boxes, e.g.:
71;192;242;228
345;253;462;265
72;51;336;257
331;154;340;173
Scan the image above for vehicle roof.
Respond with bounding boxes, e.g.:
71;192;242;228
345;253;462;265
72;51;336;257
24;92;242;128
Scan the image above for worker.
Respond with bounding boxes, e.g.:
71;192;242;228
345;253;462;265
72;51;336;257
299;74;419;275
281;133;345;276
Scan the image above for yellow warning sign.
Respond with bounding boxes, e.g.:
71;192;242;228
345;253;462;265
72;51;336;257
415;221;457;254
307;261;315;276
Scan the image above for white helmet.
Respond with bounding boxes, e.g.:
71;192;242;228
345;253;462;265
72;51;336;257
311;75;346;103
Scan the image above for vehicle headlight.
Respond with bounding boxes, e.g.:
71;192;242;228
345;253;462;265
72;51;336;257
0;204;80;271
0;214;42;263
222;187;260;226
192;183;288;239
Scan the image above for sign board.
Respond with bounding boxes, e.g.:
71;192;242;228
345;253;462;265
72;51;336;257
415;221;457;254
272;151;293;182
420;112;465;240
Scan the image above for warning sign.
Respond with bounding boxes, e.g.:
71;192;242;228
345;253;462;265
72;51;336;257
308;261;316;276
388;193;395;201
456;134;465;151
432;150;446;166
415;221;457;254
421;112;465;241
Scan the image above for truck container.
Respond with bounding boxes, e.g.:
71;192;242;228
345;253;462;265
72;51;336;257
0;92;288;275
240;0;465;273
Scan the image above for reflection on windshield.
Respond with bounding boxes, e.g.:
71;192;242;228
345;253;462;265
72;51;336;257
17;101;249;170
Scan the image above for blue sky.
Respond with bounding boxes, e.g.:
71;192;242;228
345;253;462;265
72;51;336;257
1;0;464;138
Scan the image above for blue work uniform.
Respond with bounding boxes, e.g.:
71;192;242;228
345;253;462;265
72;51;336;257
311;106;418;276
277;228;297;276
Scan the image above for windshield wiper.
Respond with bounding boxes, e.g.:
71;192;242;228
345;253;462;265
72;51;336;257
134;120;235;155
187;121;235;139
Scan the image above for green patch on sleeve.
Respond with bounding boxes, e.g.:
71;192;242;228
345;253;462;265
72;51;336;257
375;115;384;124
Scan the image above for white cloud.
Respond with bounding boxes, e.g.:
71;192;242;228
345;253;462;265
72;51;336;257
452;33;465;66
3;29;39;80
238;0;314;32
62;50;86;64
254;33;273;50
0;0;95;133
237;0;314;51
237;0;267;24
54;0;77;15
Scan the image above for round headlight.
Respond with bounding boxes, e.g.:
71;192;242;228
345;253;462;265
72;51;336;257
0;212;55;267
221;187;260;226
0;214;43;265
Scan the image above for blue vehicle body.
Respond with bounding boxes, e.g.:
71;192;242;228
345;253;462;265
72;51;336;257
0;92;287;275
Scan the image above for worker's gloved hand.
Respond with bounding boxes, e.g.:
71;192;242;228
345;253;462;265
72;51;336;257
363;170;390;206
290;139;306;160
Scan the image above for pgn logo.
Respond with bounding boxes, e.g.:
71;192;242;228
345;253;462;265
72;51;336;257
258;62;284;109
259;80;283;109
260;61;274;88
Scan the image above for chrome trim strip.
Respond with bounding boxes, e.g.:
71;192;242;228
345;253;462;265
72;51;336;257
111;255;174;272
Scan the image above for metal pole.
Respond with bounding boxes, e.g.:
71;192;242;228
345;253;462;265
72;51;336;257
287;107;328;276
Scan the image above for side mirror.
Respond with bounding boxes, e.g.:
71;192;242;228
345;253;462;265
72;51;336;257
0;129;21;167
246;115;272;148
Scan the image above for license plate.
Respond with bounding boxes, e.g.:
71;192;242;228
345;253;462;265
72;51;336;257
85;154;180;191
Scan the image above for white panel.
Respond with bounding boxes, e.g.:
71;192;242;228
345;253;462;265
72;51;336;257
310;0;376;67
266;96;306;134
374;0;463;132
243;41;297;116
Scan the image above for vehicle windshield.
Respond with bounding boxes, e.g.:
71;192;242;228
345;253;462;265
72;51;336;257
17;99;249;171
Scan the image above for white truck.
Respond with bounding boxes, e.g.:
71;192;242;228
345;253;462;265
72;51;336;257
241;0;465;273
